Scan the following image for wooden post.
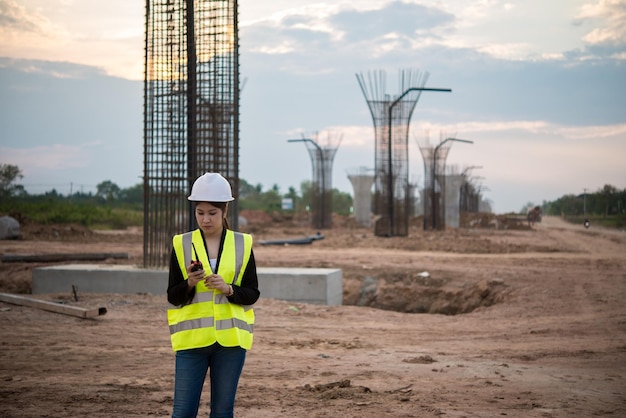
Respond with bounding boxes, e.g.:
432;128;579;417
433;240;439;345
0;293;107;318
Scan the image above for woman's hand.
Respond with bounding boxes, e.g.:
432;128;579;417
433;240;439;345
204;274;230;294
186;263;205;289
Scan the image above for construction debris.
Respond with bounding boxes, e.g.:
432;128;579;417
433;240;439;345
0;216;20;240
259;232;325;246
0;293;107;319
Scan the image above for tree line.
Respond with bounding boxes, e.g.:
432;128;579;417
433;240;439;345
2;163;624;228
543;184;625;220
0;164;353;227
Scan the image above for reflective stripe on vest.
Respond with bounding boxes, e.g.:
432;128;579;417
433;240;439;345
168;229;254;351
169;315;253;335
180;230;246;284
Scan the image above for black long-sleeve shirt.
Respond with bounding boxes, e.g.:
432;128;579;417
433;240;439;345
167;228;260;307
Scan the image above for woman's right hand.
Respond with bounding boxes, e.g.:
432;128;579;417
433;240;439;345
186;263;205;289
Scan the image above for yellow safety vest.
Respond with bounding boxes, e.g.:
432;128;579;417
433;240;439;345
167;229;255;351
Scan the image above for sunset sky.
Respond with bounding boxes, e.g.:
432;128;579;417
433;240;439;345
1;0;625;213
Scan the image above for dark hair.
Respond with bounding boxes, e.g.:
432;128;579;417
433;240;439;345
195;201;230;229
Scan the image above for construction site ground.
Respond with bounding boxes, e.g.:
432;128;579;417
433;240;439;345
0;214;625;417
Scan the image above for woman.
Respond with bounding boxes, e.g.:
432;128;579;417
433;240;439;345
167;172;260;418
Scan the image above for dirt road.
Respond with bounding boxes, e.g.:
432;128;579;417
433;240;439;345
0;216;625;417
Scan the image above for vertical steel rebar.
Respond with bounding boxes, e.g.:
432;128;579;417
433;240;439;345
288;133;341;229
356;69;447;236
144;0;240;267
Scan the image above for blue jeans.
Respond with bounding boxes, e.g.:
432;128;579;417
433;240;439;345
172;343;246;418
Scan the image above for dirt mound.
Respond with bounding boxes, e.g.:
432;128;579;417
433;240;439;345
20;223;96;241
351;276;509;314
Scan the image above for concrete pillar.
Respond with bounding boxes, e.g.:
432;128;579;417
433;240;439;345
444;174;464;228
348;174;375;227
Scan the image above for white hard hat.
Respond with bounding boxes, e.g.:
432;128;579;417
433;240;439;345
187;173;234;202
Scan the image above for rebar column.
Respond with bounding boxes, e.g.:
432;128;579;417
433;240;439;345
356;69;429;236
289;132;341;229
418;139;451;230
144;0;240;267
418;135;472;230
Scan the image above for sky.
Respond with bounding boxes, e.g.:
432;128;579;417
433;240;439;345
1;0;625;213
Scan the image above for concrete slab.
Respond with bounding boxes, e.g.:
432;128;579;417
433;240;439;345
32;264;166;295
32;265;343;305
257;267;343;306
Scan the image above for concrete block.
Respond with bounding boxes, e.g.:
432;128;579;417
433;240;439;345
257;267;343;306
32;265;343;305
32;264;167;295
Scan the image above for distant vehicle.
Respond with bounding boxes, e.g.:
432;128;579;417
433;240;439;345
526;206;542;227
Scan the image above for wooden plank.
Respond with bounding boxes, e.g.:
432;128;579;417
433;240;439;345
1;252;129;262
0;293;107;318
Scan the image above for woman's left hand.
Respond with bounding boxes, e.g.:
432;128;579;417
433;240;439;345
204;274;230;294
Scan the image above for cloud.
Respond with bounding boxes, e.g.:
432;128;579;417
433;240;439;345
0;0;47;33
322;125;374;148
0;0;72;60
329;1;453;42
242;1;454;74
573;0;626;58
413;120;626;140
0;57;107;79
241;0;626;84
399;118;626;212
0;0;143;79
1;2;625;212
576;0;626;45
1;143;96;171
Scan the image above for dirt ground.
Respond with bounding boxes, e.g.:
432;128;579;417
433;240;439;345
0;215;625;417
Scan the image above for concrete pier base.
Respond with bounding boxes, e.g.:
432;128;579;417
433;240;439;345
32;265;343;306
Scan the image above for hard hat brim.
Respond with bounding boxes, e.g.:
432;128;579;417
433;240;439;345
187;196;235;202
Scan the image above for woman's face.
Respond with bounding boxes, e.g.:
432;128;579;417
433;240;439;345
195;202;226;236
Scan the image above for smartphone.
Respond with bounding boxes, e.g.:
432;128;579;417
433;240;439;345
191;243;203;271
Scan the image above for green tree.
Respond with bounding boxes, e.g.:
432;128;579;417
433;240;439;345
0;164;26;198
283;186;300;212
545;194;581;217
332;189;353;216
299;180;314;212
259;187;282;212
238;178;260;200
96;180;121;201
542;184;625;228
597;184;619;216
119;183;143;205
238;181;282;212
237;178;353;217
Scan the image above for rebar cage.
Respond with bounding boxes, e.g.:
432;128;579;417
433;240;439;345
303;133;341;229
418;138;451;230
356;69;428;237
144;0;240;267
